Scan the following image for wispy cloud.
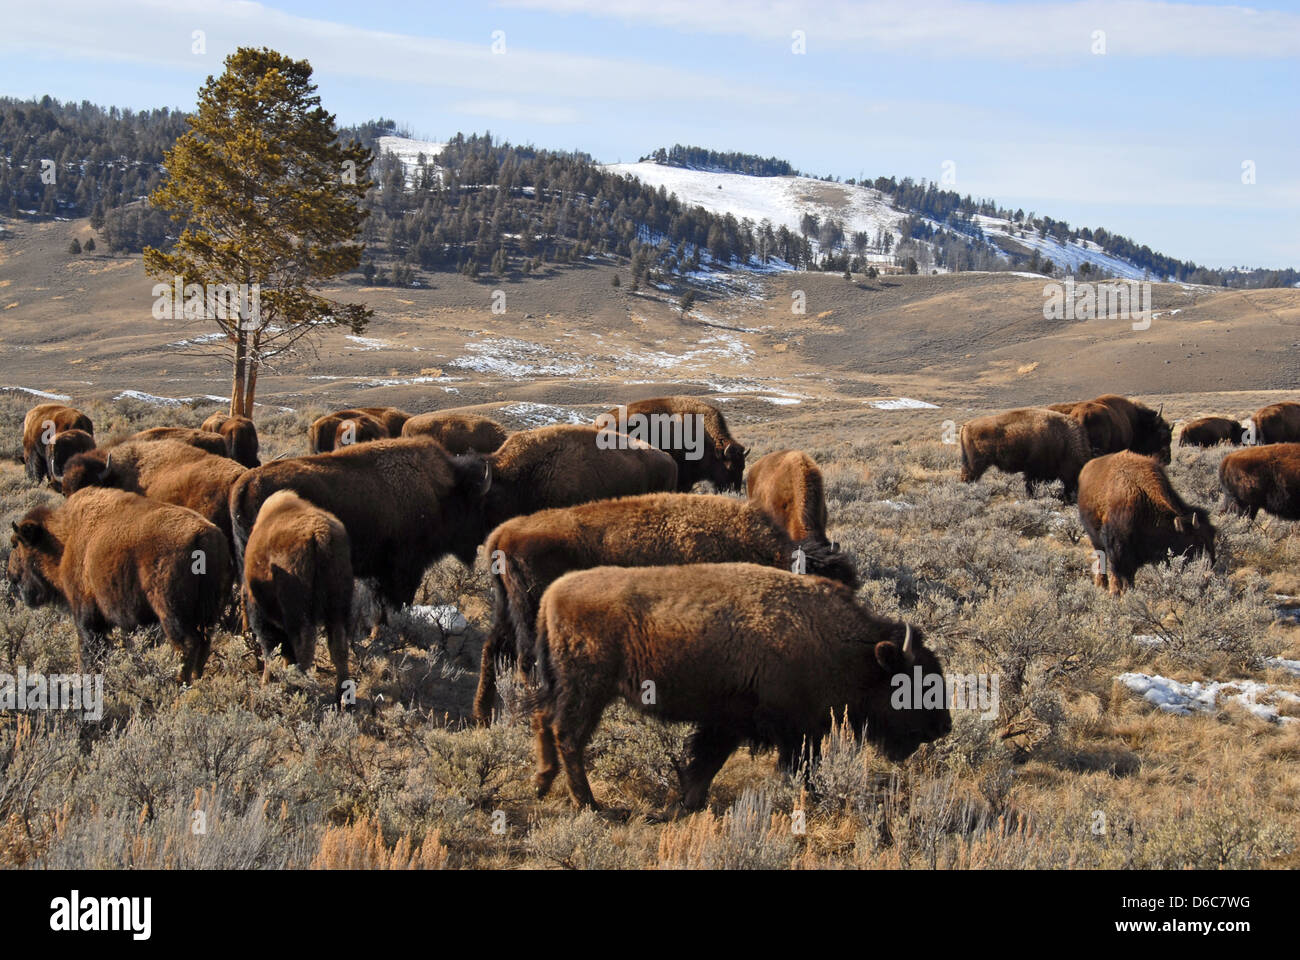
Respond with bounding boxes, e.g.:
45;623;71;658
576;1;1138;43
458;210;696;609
499;0;1300;59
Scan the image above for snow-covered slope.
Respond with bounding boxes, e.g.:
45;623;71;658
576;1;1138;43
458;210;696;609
973;214;1150;281
603;161;905;255
376;136;446;166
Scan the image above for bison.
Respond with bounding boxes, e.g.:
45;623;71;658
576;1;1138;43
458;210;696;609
45;429;96;491
60;440;246;545
7;487;231;682
128;427;229;458
22;403;93;483
596;397;745;492
1078;451;1215;595
242;490;353;705
959;408;1091;500
1049;394;1172;462
529;563;950;810
1179;416;1246;448
200;413;261;467
481;424;678;531
472;492;859;724
1219;443;1300;521
332;412;387;450
308;407;412;453
401;411;508;454
229;437;491;609
745;449;833;545
1251;402;1300;445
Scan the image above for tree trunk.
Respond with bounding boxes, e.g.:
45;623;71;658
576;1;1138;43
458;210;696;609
230;330;247;417
242;357;259;418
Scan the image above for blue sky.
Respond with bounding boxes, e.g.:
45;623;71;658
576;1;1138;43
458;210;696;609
4;0;1298;268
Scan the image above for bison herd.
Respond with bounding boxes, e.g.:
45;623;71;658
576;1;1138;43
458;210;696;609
960;396;1300;595
11;392;1298;809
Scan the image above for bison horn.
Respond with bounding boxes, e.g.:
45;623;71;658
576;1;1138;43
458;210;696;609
902;623;914;658
98;453;112;482
480;460;493;495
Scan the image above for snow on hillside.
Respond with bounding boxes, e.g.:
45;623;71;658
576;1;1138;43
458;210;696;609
376;136;445;166
973;214;1149;281
603;161;905;254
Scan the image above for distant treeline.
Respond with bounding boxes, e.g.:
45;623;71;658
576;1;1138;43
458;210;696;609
641;144;796;177
1;98;1295;288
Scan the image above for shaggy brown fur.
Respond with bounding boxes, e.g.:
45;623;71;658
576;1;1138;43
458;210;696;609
229;437;491;608
745;449;831;544
1179;416;1246;447
46;429;96;490
1219;443;1300;521
482;424;678;530
128;427;229;458
1049;394;1172;462
597;396;745;492
1251;402;1300;445
530;563;950;810
60;440;246;545
308;407;412;453
472;492;858;724
959;408;1091;500
332;412;387;450
1078;451;1215;595
7;488;231;682
200;413;261;467
401;412;508;453
22;403;93;483
242;490;353;706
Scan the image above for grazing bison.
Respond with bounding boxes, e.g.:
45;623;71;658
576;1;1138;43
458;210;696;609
482;424;678;531
597;397;746;492
200;413;261;467
1049;394;1172;462
1078;451;1215;595
1251;402;1300;445
401;411;508;454
1179;416;1246;448
308;407;412;453
473;493;858;725
746;449;833;544
332;412;387;450
128;427;229;458
242;490;353;705
530;563;950;810
959;408;1090;500
45;429;96;491
60;440;246;544
22;403;93;483
7;488;231;682
1219;443;1300;521
229;437;491;608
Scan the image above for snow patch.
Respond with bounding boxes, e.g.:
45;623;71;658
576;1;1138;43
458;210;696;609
498;402;587;428
406;604;468;635
3;386;72;402
870;397;940;410
1117;672;1299;724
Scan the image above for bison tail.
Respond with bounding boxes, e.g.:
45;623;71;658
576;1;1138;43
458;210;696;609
521;601;559;718
798;537;859;589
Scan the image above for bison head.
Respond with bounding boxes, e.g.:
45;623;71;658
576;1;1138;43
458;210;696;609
712;440;747;492
870;624;952;762
45;429;96;491
7;512;59;608
58;450;114;496
1136;406;1173;463
446;453;494;564
1173;508;1217;565
224;418;260;468
1229;421;1248;446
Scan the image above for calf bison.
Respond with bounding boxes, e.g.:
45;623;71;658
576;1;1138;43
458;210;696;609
1219;443;1300;521
7;488;231;682
1078;451;1215;595
308;407;412;453
960;408;1090;500
473;492;858;724
200;413;261;467
746;449;833;544
242;490;353;705
229;437;491;608
530;563;950;810
597;397;745;492
401;411;508;453
60;440;246;544
482;424;678;531
1179;416;1246;448
128;427;229;458
22;403;93;483
1251;402;1300;445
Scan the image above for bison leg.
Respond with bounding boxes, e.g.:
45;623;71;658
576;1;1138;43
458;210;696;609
552;696;603;810
161;617;205;685
325;616;351;710
531;711;560;798
681;726;742;811
71;606;108;674
472;613;513;726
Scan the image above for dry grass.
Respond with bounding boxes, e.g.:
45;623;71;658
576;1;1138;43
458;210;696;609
1;391;1298;869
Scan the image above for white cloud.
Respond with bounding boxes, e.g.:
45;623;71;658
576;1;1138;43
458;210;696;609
451;98;581;124
499;0;1300;59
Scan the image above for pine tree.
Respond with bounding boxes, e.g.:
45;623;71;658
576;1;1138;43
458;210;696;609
84;237;95;252
143;47;373;416
68;238;81;254
680;290;696;317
